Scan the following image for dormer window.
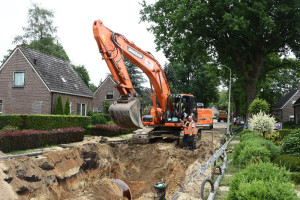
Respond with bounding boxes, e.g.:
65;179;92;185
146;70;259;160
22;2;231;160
14;72;25;87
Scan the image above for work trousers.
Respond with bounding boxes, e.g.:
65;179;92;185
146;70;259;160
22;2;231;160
183;134;188;148
188;135;195;151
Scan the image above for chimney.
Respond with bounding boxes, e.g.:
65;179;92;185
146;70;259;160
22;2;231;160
298;82;300;90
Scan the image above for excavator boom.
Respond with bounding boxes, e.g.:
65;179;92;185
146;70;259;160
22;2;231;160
93;20;170;128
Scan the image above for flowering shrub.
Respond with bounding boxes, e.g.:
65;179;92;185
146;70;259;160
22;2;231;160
0;127;85;153
249;111;276;135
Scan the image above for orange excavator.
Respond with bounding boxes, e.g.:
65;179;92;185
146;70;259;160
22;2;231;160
93;20;198;143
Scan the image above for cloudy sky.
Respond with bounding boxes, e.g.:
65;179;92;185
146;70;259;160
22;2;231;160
0;0;167;86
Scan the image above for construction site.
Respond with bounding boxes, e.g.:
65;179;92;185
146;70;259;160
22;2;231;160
0;124;227;200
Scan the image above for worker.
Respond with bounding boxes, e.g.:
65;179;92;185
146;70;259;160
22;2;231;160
181;117;189;149
185;115;197;151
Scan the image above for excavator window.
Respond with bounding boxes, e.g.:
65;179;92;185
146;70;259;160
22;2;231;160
165;95;192;123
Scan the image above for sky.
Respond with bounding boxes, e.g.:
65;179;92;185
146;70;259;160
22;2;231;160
0;0;167;86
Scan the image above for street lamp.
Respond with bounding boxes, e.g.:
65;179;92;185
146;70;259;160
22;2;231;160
219;65;232;136
208;62;232;135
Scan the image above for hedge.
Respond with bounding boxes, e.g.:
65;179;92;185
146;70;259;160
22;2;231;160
282;129;300;157
0;114;92;130
227;162;297;200
86;124;135;136
273;154;300;172
0;128;85;153
233;131;280;168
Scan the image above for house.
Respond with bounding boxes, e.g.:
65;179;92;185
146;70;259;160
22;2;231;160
272;84;300;122
0;46;93;115
92;75;119;113
293;97;300;124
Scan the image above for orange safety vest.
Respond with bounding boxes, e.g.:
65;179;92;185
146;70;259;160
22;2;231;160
184;120;197;135
183;121;189;134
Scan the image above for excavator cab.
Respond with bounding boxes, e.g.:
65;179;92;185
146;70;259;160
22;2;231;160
165;94;197;126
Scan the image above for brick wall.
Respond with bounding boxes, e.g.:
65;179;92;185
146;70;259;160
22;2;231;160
281;91;300;122
0;49;51;114
52;93;92;115
93;76;119;113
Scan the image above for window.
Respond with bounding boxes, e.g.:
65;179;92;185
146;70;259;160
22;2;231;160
77;103;87;116
14;72;25;87
106;90;114;100
0;100;2;113
289;115;294;121
93;108;102;113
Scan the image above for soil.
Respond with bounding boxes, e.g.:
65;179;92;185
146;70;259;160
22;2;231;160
0;129;224;200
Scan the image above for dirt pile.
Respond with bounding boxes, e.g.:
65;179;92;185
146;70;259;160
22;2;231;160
0;130;223;200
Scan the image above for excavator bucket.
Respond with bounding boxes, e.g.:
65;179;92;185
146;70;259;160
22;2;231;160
109;98;144;129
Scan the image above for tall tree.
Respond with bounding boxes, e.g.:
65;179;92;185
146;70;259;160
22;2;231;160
165;60;219;107
124;58;151;108
140;0;300;109
12;3;69;62
72;64;90;87
54;95;63;115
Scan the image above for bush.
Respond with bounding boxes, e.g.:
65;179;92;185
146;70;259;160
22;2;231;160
227;162;297;200
102;100;111;114
265;132;282;146
0;114;91;130
91;113;107;125
88;124;134;136
291;173;300;184
0;128;85;153
273;155;300;172
249;98;269;115
249;111;276;135
233;132;280;168
236;145;271;166
282;121;300;129
277;129;293;140
282;129;300;157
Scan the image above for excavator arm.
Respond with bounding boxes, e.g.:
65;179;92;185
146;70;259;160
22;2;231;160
93;20;170;128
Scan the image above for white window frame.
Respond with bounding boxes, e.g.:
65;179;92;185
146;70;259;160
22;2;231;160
0;100;2;113
13;71;25;87
77;103;87;116
69;102;72;114
106;90;114;100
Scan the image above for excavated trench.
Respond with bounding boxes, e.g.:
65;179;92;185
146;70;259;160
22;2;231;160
0;131;223;200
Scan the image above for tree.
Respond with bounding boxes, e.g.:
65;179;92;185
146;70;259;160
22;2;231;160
64;97;70;115
11;3;70;62
165;60;219;107
14;3;57;43
124;58;146;95
124;58;151;108
140;0;300;109
89;83;98;93
72;64;90;87
54;95;63;115
249;98;270;115
102;100;110;114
